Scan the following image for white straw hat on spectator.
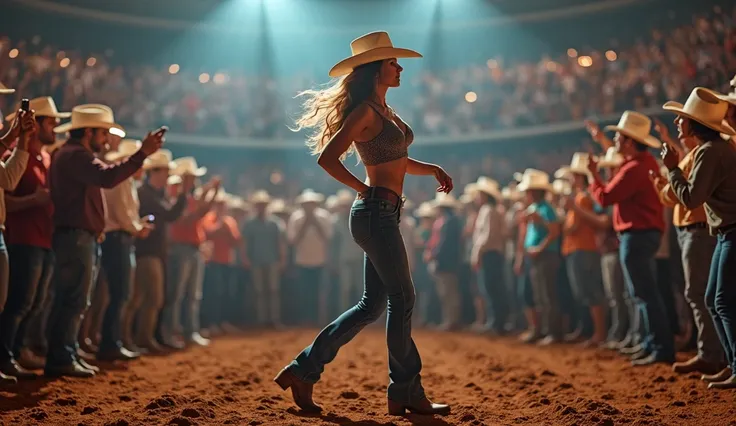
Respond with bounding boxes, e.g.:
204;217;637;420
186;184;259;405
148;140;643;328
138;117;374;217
5;97;70;122
267;198;291;215
604;111;661;148
513;172;524;182
105;139;141;162
296;189;325;204
552;179;572;196
53;104;125;136
565;152;593;176
144;149;177;170
332;189;355;206
459;193;474;205
329;31;422;78
473;176;502;201
464;182;478;194
251;190;272;204
326;195;339;210
415;202;436;218
228;196;248;211
516;169;552;192
502;187;521;201
433;192;460;208
663;87;736;136
0;82;14;95
174;157;207;177
597;147;625;168
167;175;182;186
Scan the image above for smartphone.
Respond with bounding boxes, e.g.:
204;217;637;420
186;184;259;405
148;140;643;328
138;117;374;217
146;214;155;223
21;98;30;112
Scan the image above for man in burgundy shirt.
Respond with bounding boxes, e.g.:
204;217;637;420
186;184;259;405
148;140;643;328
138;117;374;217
45;106;164;378
587;111;672;367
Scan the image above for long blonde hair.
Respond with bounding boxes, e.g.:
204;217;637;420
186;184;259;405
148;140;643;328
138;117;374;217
293;60;384;160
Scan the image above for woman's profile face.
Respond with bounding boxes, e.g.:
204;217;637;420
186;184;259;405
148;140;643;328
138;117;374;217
378;58;403;88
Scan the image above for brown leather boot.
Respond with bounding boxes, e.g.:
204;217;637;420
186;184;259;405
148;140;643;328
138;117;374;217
708;374;736;390
388;396;451;416
701;367;732;383
672;356;723;375
274;366;322;413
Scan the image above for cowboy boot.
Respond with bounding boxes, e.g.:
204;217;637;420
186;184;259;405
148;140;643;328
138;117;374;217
708;374;736;390
388;395;451;416
702;367;732;383
274;366;322;413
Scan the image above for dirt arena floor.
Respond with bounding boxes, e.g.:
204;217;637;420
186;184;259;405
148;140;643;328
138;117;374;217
1;328;735;426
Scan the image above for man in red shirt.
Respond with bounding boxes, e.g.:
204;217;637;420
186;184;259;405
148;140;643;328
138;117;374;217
587;111;673;367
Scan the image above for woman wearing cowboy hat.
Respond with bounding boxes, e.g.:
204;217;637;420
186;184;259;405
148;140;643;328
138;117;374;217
662;87;736;389
276;31;451;415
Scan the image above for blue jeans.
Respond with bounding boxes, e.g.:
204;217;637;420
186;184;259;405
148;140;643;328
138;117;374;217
289;194;423;404
99;231;136;351
46;229;100;366
706;230;736;371
478;250;507;332
163;243;204;341
619;230;674;357
0;245;54;362
0;233;8;314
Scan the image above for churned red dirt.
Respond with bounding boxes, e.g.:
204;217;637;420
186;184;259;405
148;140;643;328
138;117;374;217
1;329;735;425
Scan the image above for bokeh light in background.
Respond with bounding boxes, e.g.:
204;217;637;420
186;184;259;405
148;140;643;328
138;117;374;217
8;48;18;59
60;57;71;68
168;64;180;74
199;73;210;84
605;50;618;61
465;91;478;103
577;55;592;67
86;57;97;66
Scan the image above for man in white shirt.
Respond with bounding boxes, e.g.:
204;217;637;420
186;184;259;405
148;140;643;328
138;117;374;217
287;190;333;326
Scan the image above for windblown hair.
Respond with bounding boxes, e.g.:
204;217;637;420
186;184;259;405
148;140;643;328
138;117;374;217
292;60;384;160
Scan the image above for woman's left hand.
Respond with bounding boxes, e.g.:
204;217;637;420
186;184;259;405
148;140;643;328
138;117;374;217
433;166;453;193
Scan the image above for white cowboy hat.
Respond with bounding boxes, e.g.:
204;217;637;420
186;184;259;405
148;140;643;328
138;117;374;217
295;189;325;204
513;172;524;182
167;174;182;186
250;190;272;204
329;31;422;78
5;96;70;122
228;196;249;211
464;182;478;194
415;202;436;218
433;192;460;208
326;195;339;210
105;139;141;162
267;198;291;215
174;156;207;177
552;179;572;196
554;167;571;180
335;189;355;206
565;152;592;176
144;149;177;170
604;111;662;148
459;193;474;205
597;147;625;168
663;87;736;136
502;187;521;201
53;104;125;136
516;169;552;192
0;82;14;95
473;176;502;200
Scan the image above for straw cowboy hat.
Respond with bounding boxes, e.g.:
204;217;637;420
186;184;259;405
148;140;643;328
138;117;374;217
144;149;177;170
335;189;355;206
5;96;70;122
105;139;141;162
295;189;325;204
250;190;272;205
604;111;661;149
459;193;474;205
552;179;572;196
516;169;552;192
554;167;571;180
329;31;422;78
565;152;593;176
473;176;502;200
415;202;436;218
167;175;182;186
174;157;207;177
513;172;524;183
325;195;340;210
267;198;291;215
228;196;249;212
53;104;125;136
597;147;625;168
433;192;460;208
502;187;521;201
0;82;14;95
663;87;736;136
464;182;478;194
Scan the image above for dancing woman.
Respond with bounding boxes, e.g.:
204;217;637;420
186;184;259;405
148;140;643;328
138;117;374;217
274;32;453;415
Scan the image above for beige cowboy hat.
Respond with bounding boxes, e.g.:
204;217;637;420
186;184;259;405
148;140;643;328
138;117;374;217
144;149;177;170
250;190;272;205
0;82;14;95
597;147;625;168
554;167;571;180
432;192;460;208
512;172;524;183
473;176;502;200
53;104;125;136
459;193;474;205
5;96;70;122
325;195;340;210
552;179;572;196
174;156;207;177
267;198;291;215
516;169;552;192
415;202;436;218
335;189;355;206
329;31;422;78
228;196;249;211
663;87;736;136
295;188;325;204
604;111;662;148
167;174;182;186
464;182;479;194
565;152;593;176
502;187;522;201
105;139;141;162
74;104;125;136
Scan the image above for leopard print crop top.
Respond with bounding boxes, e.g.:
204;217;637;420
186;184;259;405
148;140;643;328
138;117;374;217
354;101;414;166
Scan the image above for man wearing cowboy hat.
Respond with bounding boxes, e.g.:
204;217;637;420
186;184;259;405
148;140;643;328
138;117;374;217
242;190;287;328
469;177;509;334
165;157;221;349
325;190;363;316
286;189;333;326
586;111;670;367
131;149;189;354
662;88;736;388
44;105;165;378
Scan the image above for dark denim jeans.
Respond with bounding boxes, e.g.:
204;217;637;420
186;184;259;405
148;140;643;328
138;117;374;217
46;229;100;367
619;230;674;358
163;243;204;342
99;231;136;351
478;250;507;332
202;262;236;327
706;230;736;372
0;245;54;362
289;195;423;404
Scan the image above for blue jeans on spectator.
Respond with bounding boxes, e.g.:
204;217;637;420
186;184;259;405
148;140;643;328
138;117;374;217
288;195;424;405
478;250;507;332
163;243;204;342
0;245;54;362
706;230;736;372
45;229;100;367
99;231;136;352
619;230;674;359
0;233;8;314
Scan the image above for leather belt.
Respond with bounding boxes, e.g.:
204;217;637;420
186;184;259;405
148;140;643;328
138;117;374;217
357;187;402;206
677;222;708;231
715;222;736;236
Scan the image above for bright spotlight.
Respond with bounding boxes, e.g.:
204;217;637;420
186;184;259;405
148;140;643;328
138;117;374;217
465;92;478;103
199;73;211;84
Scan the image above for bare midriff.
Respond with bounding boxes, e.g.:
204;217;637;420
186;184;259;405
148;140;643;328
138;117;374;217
363;156;408;198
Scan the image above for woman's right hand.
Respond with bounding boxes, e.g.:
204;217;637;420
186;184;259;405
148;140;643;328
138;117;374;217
432;166;453;193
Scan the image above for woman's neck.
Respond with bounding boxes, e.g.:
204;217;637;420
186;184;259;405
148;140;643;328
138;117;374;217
373;85;389;107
